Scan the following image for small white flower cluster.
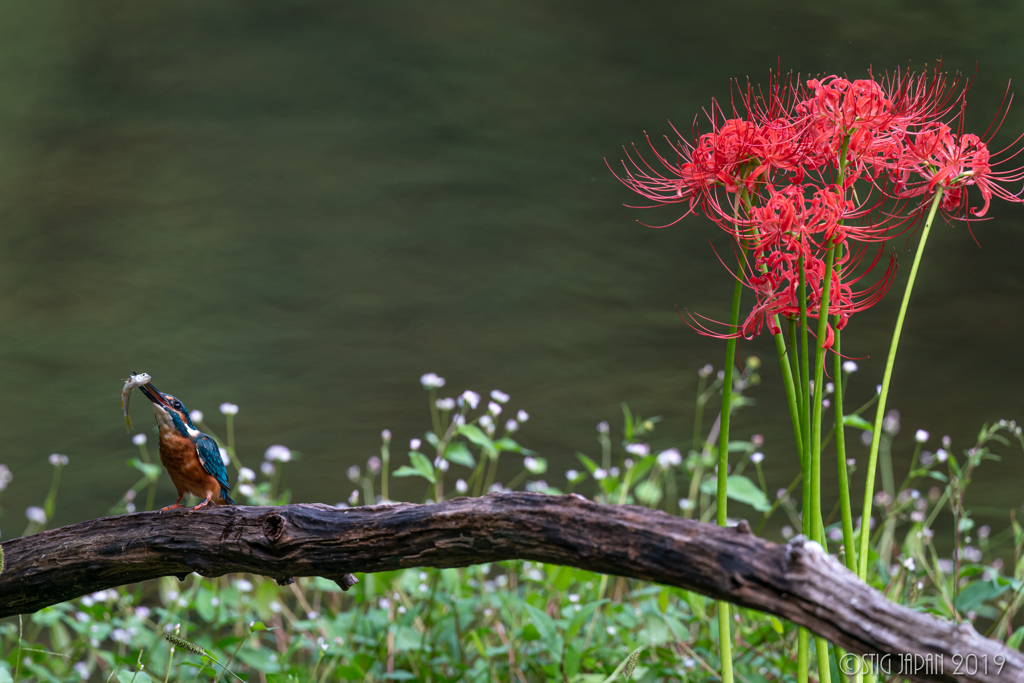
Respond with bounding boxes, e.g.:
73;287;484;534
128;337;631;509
0;464;12;491
25;506;47;524
49;453;69;467
80;589;119;607
265;445;292;462
190;409;204;423
420;373;446;389
625;443;649;456
219;402;239;416
132;433;147;446
656;448;682;469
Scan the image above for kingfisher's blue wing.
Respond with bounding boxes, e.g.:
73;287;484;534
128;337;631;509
195;433;231;493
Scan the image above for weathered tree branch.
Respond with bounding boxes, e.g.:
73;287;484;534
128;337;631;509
0;492;1019;682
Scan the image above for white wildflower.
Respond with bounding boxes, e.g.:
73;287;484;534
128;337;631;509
490;390;510;404
420;373;446;389
657;448;682;468
625;443;649;456
517;409;529;422
132;433;147;446
25;506;46;524
219;403;239;416
189;409;204;423
264;445;292;462
49;453;69;467
459;390;481;410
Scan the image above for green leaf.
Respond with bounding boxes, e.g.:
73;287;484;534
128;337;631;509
493;437;535;455
129;458;161;482
1008;626;1024;650
768;615;785;634
634;480;663;506
409;451;436;484
700;475;771;512
523;602;557;643
0;668;11;683
627;454;657;482
955;579;1010;613
567;599;607;639
843;414;874;431
524;456;548;474
391;466;425;479
392;625;423;651
117;672;153;683
444;442;476;469
335;665;365;679
657;588;669;614
458;425;495;452
576;453;599;475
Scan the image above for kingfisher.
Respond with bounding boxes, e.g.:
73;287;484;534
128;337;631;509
138;382;235;511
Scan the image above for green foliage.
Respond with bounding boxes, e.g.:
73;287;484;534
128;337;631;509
1;370;1022;680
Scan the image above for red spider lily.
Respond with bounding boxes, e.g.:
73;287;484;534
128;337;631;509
614;65;1024;348
893;122;1024;218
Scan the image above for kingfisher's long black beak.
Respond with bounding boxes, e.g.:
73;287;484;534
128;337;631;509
140;383;172;410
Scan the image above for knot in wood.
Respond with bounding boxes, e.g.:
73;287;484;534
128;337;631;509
735;519;752;535
263;514;287;543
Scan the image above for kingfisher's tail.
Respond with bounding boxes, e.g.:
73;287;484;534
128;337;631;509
221;487;236;505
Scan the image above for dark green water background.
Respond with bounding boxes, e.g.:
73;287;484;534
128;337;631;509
2;1;1023;534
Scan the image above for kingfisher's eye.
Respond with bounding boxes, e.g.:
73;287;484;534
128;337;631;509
173;400;183;410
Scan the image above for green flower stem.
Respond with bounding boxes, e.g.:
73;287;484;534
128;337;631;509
798;252;812;539
832;324;857;572
716;277;743;683
798;629;809;683
788;317;803;418
772;322;803;456
810;246;836;546
381;439;391;503
857;187;945;580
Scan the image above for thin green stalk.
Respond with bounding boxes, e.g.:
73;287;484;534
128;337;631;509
798;252;812;539
832;324;857;572
381;438;391;503
788;317;803;418
857;188;945;580
716;277;743;683
772;321;803;457
810;246;836;546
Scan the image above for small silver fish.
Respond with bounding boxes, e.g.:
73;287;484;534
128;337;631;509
122;372;152;433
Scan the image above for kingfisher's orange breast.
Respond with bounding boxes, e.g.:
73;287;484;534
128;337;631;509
158;427;224;502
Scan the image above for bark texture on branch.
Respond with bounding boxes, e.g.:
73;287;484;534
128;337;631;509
0;492;1019;683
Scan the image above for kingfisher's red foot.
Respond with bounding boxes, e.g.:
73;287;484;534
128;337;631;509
190;494;214;511
159;495;185;513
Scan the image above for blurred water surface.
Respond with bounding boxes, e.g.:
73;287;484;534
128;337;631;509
2;1;1023;530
